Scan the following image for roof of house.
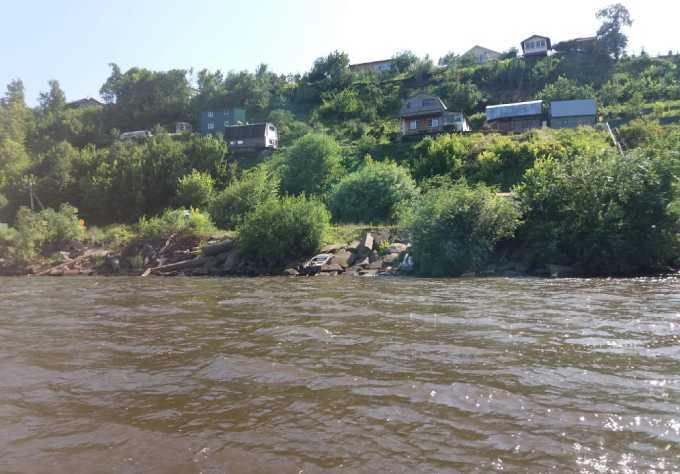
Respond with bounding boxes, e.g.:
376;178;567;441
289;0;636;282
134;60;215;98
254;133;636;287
464;45;502;57
550;99;597;118
66;97;104;108
486;100;543;121
400;94;447;117
223;122;275;139
349;59;392;69
521;35;552;52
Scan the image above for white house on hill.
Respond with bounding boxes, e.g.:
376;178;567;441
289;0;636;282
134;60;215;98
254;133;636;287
521;35;551;58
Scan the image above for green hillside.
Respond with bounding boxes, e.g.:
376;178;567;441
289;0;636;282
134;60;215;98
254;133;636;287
1;3;680;276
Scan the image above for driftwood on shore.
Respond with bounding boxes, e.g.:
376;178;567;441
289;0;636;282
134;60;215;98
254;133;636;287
201;239;234;257
146;255;212;275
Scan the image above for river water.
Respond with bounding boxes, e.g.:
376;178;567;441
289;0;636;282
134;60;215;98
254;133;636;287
0;276;679;473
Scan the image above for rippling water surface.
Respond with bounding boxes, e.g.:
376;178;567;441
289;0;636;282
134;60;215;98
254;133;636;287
1;276;679;473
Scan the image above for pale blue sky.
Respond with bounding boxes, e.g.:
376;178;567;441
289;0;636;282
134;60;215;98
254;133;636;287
1;0;678;104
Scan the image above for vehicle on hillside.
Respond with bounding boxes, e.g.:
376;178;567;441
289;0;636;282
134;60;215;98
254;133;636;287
119;130;152;140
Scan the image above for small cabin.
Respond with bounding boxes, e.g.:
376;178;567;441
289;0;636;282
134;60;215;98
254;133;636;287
486;100;544;132
224;122;278;151
400;94;470;136
521;35;551;58
549;99;597;128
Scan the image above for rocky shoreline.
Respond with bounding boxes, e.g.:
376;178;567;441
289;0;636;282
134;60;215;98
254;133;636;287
3;229;676;279
0;230;414;278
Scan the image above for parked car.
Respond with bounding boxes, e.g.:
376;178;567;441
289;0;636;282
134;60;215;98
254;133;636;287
119;130;152;140
304;254;333;269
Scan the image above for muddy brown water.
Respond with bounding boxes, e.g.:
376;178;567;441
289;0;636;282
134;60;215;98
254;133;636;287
0;276;679;473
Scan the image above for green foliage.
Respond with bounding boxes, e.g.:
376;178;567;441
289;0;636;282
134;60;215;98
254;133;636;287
537;76;597;102
596;3;633;60
617;118;665;148
0;80;28;144
328;158;417;223
100;63;193;129
136;208;216;243
85;224;135;249
411;134;469;182
319;89;361;121
267;109;311;146
209;167;279;229
238;195;331;270
515;149;679;275
403;180;521;276
0;226;18;262
437;78;485;113
391;51;418;74
13;204;84;262
279;133;344;196
176;170;215;209
38;80;66;114
79;133;226;223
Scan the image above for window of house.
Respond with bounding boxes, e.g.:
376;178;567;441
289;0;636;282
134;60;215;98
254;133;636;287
237;140;244;145
207;111;214;118
207;122;214;130
409;120;417;130
431;118;439;128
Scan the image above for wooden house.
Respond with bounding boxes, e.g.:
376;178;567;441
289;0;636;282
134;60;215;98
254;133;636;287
400;94;470;136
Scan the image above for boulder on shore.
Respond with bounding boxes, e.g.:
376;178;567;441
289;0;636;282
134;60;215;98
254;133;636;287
330;250;352;268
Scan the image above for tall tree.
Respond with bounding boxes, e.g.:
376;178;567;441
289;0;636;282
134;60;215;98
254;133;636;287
596;3;633;60
99;64;193;129
0;79;29;144
38;80;66;113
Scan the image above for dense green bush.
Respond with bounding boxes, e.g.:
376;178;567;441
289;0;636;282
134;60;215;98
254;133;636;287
0;225;18;262
13;204;85;261
327;158;417;223
410;134;468;182
238;195;330;270
403;181;521;276
84;224;135;250
515;149;680;275
279;133;344;196
209;167;279;229
176;169;215;209
136;208;216;242
537;76;597;102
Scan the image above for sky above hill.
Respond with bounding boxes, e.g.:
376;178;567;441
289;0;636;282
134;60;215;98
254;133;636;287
1;0;678;105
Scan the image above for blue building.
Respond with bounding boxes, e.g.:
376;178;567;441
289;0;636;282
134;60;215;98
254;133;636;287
199;108;247;136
